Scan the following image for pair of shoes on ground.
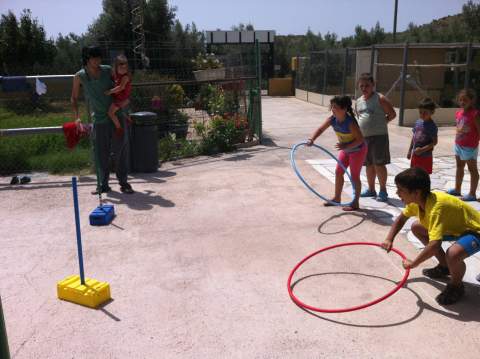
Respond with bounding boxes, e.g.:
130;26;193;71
360;189;388;202
91;183;135;195
10;176;31;185
446;189;477;201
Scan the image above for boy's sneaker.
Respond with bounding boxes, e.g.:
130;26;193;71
360;189;377;198
435;283;465;305
422;264;450;279
376;190;388;202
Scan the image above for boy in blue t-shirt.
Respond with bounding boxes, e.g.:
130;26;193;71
407;98;438;174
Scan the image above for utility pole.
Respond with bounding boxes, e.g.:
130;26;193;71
393;0;399;43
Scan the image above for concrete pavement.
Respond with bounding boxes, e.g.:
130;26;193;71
1;97;479;358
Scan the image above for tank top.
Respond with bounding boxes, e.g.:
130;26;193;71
355;92;388;137
112;72;132;103
76;65;113;124
330;115;364;153
455;108;480;148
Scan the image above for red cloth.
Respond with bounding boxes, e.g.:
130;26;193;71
411;154;433;174
63;122;91;149
112;72;131;103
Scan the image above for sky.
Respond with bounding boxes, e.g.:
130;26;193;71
0;0;476;40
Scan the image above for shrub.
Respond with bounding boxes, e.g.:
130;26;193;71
191;53;223;70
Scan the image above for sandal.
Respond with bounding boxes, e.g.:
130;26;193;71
422;264;450;279
323;200;339;207
376;190;389;202
435;283;465;305
342;206;360;212
360;189;376;198
446;189;461;196
461;194;477;202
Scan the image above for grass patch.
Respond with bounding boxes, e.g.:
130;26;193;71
0;105;93;174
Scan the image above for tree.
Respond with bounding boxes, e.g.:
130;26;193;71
406;22;421;43
86;0;176;68
370;22;385;44
352;25;371;46
53;33;85;74
231;23;254;31
0;10;55;75
462;0;480;41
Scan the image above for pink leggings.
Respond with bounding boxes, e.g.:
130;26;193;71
335;144;368;181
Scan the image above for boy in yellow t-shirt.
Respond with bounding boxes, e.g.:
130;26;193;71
382;167;480;305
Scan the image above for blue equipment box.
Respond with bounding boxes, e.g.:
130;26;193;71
89;205;115;226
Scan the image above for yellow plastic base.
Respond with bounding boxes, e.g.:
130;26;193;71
57;275;111;308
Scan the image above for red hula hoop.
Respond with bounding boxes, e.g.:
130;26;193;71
287;242;410;313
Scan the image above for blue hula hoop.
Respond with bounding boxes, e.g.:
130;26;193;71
291;142;356;207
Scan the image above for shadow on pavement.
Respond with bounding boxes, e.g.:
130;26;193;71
358;208;395;226
318;209;394;235
97;299;121;322
318;212;366;235
106;189;174;211
407;277;480;322
290;272;424;328
0;170;177;191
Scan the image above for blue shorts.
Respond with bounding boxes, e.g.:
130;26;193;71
443;232;480;256
454;144;478;161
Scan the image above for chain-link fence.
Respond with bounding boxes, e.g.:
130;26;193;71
0;43;262;175
296;49;356;97
295;42;480;125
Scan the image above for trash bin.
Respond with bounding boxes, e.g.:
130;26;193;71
130;111;158;173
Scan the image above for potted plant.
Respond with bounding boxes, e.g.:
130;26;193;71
192;53;225;81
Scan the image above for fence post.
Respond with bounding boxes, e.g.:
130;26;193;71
399;42;409;127
370;45;375;75
464;42;472;89
307;55;311;102
453;47;460;94
295;55;300;89
323;50;328;95
342;48;349;95
255;39;263;142
0;296;10;359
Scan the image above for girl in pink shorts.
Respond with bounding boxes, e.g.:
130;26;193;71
307;95;368;211
447;89;480;201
